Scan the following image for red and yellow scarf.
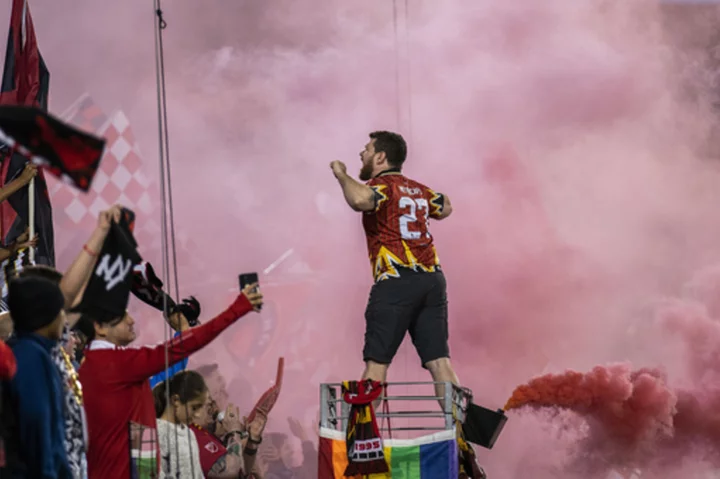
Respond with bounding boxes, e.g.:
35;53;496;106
342;380;389;477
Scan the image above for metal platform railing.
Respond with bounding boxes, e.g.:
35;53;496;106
319;381;473;435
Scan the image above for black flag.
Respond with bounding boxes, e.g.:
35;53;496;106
131;260;176;312
76;208;141;321
0;105;105;191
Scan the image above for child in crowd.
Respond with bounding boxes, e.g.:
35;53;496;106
153;371;208;479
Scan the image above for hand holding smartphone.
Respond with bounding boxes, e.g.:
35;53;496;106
239;272;262;311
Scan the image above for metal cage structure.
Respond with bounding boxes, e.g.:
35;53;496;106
319;381;473;435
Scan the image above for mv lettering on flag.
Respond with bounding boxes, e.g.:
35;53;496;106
76;207;141;320
96;253;133;291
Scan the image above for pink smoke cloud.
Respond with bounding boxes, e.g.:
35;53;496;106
11;0;720;476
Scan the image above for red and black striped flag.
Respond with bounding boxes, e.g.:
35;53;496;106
0;0;54;265
0;106;105;191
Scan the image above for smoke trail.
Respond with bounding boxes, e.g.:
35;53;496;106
505;365;676;448
17;0;720;476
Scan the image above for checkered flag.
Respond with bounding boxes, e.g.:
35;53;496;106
61;93;108;134
48;98;160;260
50;94;209;286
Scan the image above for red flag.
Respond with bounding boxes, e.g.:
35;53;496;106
0;0;48;108
0;105;106;191
0;0;54;266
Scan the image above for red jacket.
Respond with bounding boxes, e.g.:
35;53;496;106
79;294;253;479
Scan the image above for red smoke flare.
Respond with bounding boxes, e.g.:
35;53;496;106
504;365;676;445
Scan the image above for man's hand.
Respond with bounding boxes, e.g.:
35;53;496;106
220;403;244;432
11;228;38;252
168;311;191;333
241;283;263;312
97;205;123;232
15;228;30;245
16;233;38;251
330;160;347;179
330;160;376;211
18;163;37;186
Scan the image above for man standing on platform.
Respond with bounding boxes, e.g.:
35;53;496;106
330;131;460;406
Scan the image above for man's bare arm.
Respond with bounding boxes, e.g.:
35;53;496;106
60;206;122;321
330;161;375;212
207;432;245;478
0;164;36;204
207;450;244;479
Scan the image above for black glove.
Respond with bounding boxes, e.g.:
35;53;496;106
171;296;201;327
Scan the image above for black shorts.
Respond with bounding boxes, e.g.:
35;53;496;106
363;269;449;367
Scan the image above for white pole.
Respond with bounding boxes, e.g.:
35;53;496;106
28;177;34;263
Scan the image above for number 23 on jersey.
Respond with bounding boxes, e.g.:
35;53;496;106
398;196;431;240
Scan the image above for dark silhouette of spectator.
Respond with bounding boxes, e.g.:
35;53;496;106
4;276;70;478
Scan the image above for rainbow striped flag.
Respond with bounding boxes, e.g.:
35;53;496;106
129;422;158;478
318;427;458;479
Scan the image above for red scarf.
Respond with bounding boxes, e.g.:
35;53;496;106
246;358;283;423
342;380;389;476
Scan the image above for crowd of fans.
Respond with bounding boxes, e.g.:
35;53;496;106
0;203;317;479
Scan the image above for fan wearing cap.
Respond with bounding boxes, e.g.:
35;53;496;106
79;282;263;479
148;296;201;389
4;275;71;478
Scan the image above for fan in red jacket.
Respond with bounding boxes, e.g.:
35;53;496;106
78;283;263;479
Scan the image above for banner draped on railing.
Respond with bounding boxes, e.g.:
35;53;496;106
318;427;458;479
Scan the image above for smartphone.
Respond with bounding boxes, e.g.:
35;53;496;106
239;272;261;310
239;272;259;291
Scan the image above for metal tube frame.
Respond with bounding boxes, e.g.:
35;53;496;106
319;381;473;434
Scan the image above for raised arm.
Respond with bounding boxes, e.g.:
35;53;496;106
330;161;376;212
0;163;36;204
208;454;243;478
240;412;267;478
207;441;245;479
122;286;263;382
60;206;122;317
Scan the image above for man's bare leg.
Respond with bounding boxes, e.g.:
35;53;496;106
362;360;389;410
425;357;460;411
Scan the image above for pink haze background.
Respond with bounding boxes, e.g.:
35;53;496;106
7;0;720;476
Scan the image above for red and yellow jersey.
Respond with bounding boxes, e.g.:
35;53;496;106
362;173;445;282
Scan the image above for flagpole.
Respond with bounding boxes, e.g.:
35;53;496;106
28;176;34;263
